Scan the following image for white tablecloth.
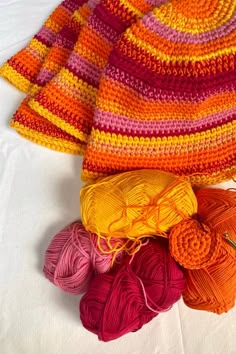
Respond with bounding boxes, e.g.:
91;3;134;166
0;1;235;353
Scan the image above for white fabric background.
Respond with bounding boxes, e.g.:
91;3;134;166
0;1;235;353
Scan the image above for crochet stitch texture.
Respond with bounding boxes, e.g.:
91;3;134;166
1;0;236;185
82;0;236;184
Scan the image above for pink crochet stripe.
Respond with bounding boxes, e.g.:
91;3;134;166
35;27;57;46
143;11;236;44
63;0;83;12
146;0;170;5
94;107;236;137
36;68;55;85
66;52;101;86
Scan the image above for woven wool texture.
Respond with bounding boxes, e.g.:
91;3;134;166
82;0;236;185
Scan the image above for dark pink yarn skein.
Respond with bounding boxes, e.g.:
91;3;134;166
80;238;186;341
43;221;123;294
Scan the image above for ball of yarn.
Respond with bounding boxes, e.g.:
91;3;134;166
43;221;123;294
183;246;236;314
80;169;197;254
169;218;221;269
197;188;236;257
183;188;236;314
80;238;186;341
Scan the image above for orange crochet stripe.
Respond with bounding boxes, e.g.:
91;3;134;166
97;83;236;121
82;0;236;184
3;0;90;154
23;0;169;147
0;0;78;93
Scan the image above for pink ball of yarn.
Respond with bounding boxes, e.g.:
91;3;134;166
43;221;123;294
80;238;186;341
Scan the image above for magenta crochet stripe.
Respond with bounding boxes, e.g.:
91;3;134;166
109;47;236;81
36;68;55;86
105;64;236;99
63;0;84;12
66;53;101;87
35;27;57;47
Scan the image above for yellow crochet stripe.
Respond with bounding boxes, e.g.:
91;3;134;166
29;84;41;96
28;39;49;60
58;68;96;92
74;44;108;69
81;166;236;186
45;19;61;33
0;63;31;93
91;120;235;146
81;169;106;182
44;61;64;74
74;7;90;25
55;68;97;107
28;99;89;142
154;0;236;34
11;121;85;155
98;98;236;121
120;0;143;17
125;30;236;62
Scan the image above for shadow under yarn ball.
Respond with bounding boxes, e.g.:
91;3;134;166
80;238;186;342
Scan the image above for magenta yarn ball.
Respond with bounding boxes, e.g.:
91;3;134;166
80;238;186;341
43;221;123;294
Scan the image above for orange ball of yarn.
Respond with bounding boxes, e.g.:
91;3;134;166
196;188;236;257
183;188;236;314
183;246;236;314
169;217;221;269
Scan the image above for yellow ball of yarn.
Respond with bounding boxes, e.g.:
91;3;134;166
80;169;197;254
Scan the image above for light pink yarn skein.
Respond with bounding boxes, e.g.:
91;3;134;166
43;221;122;294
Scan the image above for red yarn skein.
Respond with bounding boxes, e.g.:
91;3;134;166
80;238;185;341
